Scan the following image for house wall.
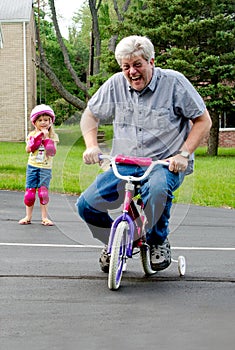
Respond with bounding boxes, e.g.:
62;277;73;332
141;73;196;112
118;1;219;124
27;13;37;134
200;129;235;148
0;15;36;142
219;129;235;147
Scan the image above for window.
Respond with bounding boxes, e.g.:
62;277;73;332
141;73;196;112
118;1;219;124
220;111;235;129
0;24;3;49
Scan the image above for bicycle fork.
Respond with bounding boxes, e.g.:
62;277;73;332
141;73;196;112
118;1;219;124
107;181;135;258
107;181;147;258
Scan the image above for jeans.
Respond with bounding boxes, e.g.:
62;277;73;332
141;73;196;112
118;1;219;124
26;164;52;189
76;164;185;245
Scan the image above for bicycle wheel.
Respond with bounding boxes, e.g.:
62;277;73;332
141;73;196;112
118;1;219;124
178;255;186;276
108;221;129;290
140;243;157;276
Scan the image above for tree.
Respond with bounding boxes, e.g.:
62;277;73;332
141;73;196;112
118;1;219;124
108;0;235;155
36;0;235;156
35;10;88;122
36;0;134;106
84;0;133;93
88;0;102;77
35;1;133;107
35;0;88;110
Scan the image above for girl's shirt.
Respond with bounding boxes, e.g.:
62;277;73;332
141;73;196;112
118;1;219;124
27;130;59;169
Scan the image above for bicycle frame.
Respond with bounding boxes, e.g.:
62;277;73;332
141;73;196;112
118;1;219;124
99;154;186;290
99;155;169;258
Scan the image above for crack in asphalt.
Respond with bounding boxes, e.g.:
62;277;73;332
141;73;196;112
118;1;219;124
0;275;234;283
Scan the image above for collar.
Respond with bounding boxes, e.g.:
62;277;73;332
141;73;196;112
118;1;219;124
128;68;158;95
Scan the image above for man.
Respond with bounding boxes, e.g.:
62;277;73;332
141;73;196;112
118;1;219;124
77;35;212;272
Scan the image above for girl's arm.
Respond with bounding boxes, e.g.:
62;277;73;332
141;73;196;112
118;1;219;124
42;138;57;156
26;132;43;153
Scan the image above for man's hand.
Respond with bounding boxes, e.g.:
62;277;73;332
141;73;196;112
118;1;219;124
166;154;189;173
83;146;102;164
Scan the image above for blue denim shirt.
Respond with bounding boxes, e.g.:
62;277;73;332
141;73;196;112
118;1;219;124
88;67;206;174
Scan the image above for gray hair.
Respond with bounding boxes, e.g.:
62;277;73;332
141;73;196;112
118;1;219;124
115;35;155;66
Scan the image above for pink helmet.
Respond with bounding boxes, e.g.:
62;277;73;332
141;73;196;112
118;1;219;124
30;104;55;124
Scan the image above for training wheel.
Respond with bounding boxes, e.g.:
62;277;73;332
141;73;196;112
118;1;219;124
178;255;186;276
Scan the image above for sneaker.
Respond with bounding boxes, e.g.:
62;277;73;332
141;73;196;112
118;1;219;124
99;245;110;273
150;238;171;271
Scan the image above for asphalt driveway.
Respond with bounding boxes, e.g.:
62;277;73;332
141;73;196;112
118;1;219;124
0;190;234;350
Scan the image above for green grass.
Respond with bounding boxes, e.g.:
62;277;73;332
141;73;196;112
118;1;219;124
46;125;101;194
174;152;235;208
0;126;234;209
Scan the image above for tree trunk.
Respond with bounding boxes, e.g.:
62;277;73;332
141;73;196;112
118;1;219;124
89;0;102;76
207;110;219;156
49;0;89;97
88;30;95;88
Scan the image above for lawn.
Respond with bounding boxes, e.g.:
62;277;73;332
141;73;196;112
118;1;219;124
0;125;234;209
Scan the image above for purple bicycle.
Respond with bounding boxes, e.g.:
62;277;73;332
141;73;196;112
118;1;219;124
99;154;186;290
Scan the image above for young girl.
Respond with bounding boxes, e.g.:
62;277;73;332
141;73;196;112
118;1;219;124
19;104;59;226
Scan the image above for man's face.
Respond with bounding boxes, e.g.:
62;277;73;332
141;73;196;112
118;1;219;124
121;55;154;91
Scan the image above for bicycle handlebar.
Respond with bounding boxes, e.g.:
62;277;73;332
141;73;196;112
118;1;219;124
99;154;169;182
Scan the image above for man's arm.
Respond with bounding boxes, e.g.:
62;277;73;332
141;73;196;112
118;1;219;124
180;108;212;154
168;108;212;172
80;107;102;164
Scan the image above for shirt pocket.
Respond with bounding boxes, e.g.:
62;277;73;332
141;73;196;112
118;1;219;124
145;108;172;132
114;102;135;127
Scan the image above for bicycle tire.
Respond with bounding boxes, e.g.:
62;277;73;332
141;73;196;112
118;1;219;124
140;243;157;276
108;221;129;290
178;255;186;276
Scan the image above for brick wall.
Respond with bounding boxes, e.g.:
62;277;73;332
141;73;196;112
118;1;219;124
0;23;25;141
200;129;235;148
219;129;235;147
0;16;36;142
